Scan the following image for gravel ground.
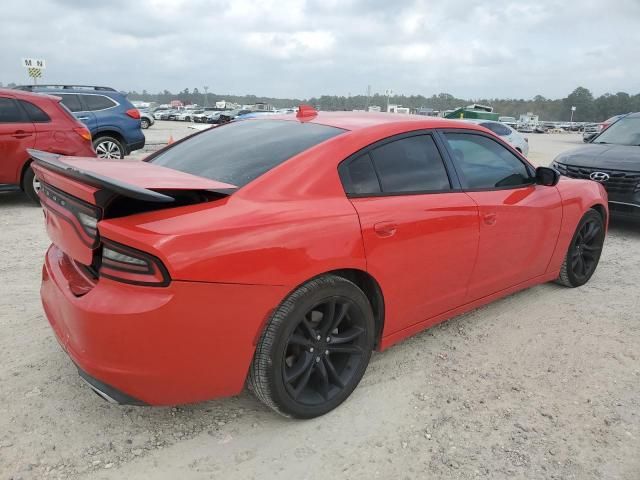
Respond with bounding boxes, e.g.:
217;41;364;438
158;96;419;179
1;132;639;480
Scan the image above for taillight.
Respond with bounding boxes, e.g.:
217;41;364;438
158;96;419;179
74;127;92;142
126;109;141;119
99;239;170;287
40;182;101;247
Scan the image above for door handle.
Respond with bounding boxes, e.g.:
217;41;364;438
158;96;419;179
374;222;397;237
11;130;32;139
483;213;497;226
77;117;90;121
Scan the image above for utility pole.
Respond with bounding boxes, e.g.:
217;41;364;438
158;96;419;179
385;88;393;112
204;86;209;108
365;85;371;111
570;105;576;125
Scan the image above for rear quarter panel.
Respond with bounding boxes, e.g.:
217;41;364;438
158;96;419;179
546;177;608;274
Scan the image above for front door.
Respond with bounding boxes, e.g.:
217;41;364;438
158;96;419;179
440;131;562;300
339;133;479;335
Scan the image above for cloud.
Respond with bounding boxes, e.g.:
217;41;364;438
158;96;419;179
0;0;638;99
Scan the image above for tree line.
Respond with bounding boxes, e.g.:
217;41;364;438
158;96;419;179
127;86;639;123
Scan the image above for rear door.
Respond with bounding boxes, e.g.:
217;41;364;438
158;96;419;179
340;132;479;334
440;130;562;300
58;93;97;132
0;96;35;184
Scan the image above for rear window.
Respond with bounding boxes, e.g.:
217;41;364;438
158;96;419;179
150;120;345;187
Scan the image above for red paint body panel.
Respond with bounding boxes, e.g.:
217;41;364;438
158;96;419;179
42;244;289;404
37;112;609;405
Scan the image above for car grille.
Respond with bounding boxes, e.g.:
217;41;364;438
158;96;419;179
554;163;640;194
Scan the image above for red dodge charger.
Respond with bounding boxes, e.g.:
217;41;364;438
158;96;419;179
33;107;608;418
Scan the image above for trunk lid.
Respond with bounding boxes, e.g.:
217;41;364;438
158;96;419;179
30;149;236;266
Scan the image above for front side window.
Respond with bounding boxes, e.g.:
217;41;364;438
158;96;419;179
19;100;50;122
0;98;27;123
83;94;117;111
150;120;344;187
444;133;533;189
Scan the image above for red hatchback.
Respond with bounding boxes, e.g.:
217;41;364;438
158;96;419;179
0;88;95;202
33;109;608;418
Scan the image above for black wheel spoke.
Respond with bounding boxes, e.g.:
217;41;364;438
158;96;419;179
582;244;600;252
288;333;312;347
323;356;345;389
319;300;336;336
292;360;316;399
300;317;317;339
327;302;350;335
328;344;363;355
316;359;330;400
576;255;586;276
285;352;314;384
330;326;364;344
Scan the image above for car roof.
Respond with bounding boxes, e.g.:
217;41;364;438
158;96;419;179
0;87;60;102
264;111;488;132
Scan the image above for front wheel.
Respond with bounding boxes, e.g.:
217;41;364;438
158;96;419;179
556;209;605;287
140;118;150;129
249;275;375;418
93;136;125;159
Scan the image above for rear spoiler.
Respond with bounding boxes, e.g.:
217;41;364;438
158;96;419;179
29;150;236;203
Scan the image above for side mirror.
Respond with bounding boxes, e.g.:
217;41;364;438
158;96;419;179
536;166;560;186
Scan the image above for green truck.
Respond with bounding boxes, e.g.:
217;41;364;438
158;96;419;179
444;104;499;121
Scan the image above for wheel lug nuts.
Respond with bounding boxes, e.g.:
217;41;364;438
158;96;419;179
315;357;321;363
326;337;331;342
309;347;314;353
325;350;329;355
316;335;321;341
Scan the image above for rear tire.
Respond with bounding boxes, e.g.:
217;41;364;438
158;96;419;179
249;275;375;418
21;164;40;204
140;118;150;129
93;136;125;159
556;209;605;287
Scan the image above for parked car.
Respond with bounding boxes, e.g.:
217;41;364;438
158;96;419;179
216;109;252;124
32;109;607;417
176;110;203;122
582;123;601;142
193;110;219;123
0;88;95;202
552;112;640;220
204;110;226;124
15;85;144;159
138;110;154;129
463;119;529;156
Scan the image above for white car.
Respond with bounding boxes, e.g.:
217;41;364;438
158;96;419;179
463;119;529;156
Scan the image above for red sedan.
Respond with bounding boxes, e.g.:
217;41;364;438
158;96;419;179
33;108;607;418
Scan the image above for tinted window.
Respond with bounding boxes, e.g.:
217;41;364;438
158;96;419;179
340;154;381;195
83;94;117;111
593;116;640;146
369;135;450;193
444;133;532;189
19;100;50;122
151;120;344;187
0;98;27;123
59;94;83;112
480;122;511;136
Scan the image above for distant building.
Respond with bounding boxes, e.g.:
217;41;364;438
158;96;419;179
387;104;410;114
368;106;381;113
518;112;539;126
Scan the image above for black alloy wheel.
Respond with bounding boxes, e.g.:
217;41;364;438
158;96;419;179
557;209;605;287
250;275;374;418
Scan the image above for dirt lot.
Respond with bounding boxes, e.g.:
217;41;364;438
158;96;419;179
1;132;639;480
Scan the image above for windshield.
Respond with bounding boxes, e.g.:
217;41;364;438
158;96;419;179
150;120;345;187
593;116;640;146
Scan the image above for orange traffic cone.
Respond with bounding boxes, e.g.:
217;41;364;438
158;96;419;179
167;135;174;145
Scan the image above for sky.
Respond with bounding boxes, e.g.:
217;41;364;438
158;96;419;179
1;0;639;100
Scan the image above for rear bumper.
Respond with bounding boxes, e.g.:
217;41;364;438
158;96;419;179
126;137;145;154
41;244;288;405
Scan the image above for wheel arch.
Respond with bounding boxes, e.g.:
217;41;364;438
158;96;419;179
18;158;33;191
590;203;608;225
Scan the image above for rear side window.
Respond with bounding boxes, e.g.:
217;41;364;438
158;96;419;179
83;94;117;111
370;135;451;193
59;94;83;112
340;154;381;195
444;133;533;189
150;120;344;187
0;98;27;123
19;100;50;122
